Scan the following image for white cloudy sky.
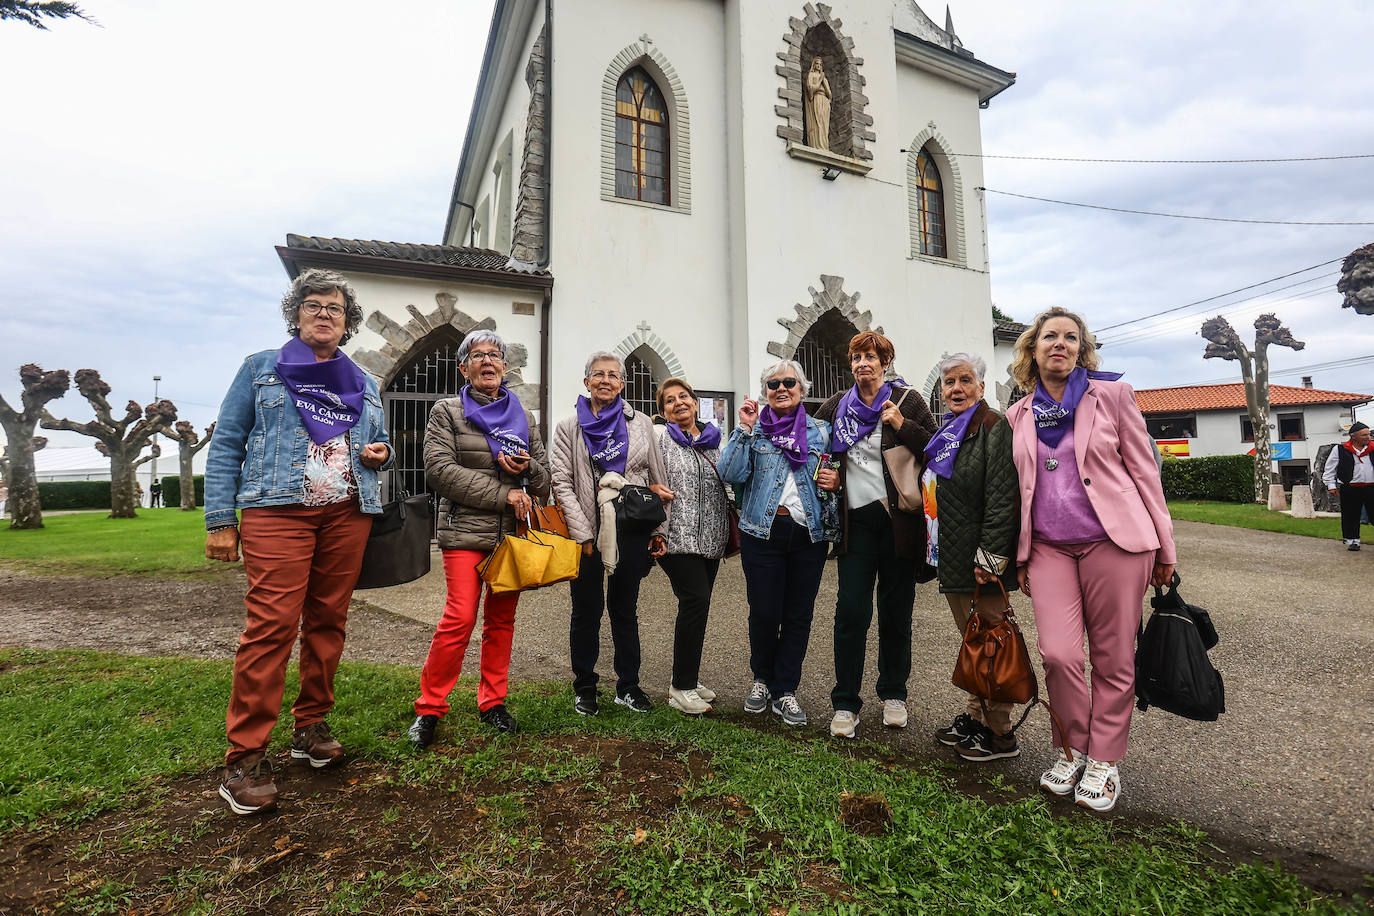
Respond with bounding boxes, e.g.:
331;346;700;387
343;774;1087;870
3;0;1373;453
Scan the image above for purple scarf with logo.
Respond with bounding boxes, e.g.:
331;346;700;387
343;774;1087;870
461;384;530;462
1032;367;1123;448
576;396;629;474
666;421;721;451
275;337;366;445
758;404;809;469
830;380;906;452
923;405;979;479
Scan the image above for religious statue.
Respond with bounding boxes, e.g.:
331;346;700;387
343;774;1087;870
803;57;832;152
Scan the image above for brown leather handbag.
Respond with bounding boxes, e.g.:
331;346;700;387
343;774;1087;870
518;491;571;539
952;581;1072;758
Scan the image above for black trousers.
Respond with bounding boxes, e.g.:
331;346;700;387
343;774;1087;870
658;554;721;690
830;501;915;713
1339;484;1374;541
569;529;652;695
739;518;828;696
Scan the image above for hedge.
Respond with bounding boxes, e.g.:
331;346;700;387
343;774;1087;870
36;481;112;510
161;475;206;507
1160;454;1254;503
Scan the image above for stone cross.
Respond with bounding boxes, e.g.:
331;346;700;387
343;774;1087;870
637;321;652;333
640;33;653;45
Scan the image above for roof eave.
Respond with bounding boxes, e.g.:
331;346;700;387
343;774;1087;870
893;29;1015;105
276;245;553;290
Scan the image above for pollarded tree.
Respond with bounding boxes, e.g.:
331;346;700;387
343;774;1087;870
162;420;215;511
1337;242;1374;316
1201;313;1305;504
41;369;178;519
0;364;71;529
0;1;94;29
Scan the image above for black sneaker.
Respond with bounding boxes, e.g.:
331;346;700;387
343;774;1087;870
574;691;599;717
956;722;1021;762
614;686;653;713
1349;542;1362;552
479;704;518;734
408;714;438;749
936;713;977;747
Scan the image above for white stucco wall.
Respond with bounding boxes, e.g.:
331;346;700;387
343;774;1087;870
1156;403;1357;469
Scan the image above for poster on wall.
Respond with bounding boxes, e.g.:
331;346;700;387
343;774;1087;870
695;391;734;435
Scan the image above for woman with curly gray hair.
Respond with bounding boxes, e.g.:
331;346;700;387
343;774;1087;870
204;267;392;817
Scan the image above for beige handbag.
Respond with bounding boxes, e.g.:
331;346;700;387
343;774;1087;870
881;388;923;513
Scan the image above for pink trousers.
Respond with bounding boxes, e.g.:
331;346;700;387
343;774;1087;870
414;549;519;717
1027;539;1153;761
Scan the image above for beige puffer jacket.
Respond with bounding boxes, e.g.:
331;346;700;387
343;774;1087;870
551;402;668;544
424;391;551;552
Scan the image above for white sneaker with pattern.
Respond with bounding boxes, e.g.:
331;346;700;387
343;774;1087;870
1074;758;1121;812
829;710;859;738
1038;748;1086;797
881;699;908;728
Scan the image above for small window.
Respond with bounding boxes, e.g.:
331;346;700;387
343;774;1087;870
1278;413;1305;441
916;148;946;258
614;68;669;205
1240;415;1254;442
1145;414;1197;439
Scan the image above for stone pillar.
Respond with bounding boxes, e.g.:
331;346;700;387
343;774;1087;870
1267;483;1288;511
1290;486;1315;518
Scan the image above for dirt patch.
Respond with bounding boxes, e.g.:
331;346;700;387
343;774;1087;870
837;791;892;836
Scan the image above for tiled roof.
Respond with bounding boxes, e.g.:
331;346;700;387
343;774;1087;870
1135;383;1372;414
993;318;1028;342
283;234;549;276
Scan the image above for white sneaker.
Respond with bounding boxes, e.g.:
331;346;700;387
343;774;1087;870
881;699;908;728
668;686;712;716
1039;748;1086;797
1074;758;1121;813
829;710;859;738
694;683;717;703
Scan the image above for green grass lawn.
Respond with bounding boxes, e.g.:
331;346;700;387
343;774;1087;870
0;648;1359;915
1168;501;1344;539
0;509;219;576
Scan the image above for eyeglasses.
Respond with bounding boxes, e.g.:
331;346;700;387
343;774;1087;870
301;301;345;318
466;350;505;364
766;378;799;391
589;371;622;381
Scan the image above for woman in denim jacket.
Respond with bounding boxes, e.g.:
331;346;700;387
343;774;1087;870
719;359;836;727
204;268;391;817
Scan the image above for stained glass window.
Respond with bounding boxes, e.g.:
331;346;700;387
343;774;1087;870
614;67;670;205
916;149;947;258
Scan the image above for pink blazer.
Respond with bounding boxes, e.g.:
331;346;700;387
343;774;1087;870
1006;379;1176;565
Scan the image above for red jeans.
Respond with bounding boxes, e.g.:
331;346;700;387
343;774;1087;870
225;501;372;765
414;549;519;717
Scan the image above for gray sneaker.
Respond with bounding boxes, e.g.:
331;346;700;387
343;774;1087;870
771;693;807;726
744;680;770;714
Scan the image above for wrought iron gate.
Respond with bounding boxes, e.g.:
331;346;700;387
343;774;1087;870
383;331;466;537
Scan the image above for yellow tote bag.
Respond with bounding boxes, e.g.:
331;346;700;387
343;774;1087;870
529;528;582;586
479;532;554;594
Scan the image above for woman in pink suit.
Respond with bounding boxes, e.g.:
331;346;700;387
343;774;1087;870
1006;307;1176;813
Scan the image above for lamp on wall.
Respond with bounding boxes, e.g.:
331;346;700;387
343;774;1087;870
821;166;841;181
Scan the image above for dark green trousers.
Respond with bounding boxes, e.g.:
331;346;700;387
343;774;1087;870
830;501;915;714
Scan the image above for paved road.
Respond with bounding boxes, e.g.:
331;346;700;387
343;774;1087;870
358;519;1374;879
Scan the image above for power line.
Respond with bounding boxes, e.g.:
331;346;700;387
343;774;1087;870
1183;354;1374;387
979;188;1374;226
1095;259;1343;332
958;152;1374;164
1103;284;1338;351
1099;276;1339;347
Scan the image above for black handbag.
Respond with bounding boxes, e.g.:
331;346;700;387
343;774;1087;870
1135;573;1225;721
614;484;667;533
355;487;433;590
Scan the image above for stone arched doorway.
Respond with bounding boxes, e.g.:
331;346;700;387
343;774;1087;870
795;309;857;410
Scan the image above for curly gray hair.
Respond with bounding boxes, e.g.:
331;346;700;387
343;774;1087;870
583;350;627;379
937;352;988;380
758;359;811;398
457;329;507;364
281;268;363;345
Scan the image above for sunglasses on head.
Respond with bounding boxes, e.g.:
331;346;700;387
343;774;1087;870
766;378;799;391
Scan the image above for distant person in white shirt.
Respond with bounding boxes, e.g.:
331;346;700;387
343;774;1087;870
1323;421;1374;551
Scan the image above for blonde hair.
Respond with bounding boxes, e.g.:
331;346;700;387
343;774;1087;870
1008;306;1100;391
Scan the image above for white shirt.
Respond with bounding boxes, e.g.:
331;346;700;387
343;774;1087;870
844;426;887;510
1324;441;1374;489
778;470;807;519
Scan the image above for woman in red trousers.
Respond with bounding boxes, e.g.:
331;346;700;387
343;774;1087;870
1006;307;1176;813
407;330;550;747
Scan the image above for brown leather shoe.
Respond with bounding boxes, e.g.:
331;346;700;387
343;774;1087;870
291;721;345;769
219;753;277;815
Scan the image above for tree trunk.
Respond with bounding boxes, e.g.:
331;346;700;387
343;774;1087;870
1236;350;1270;503
178;445;196;511
1252;340;1276;503
108;450;139;519
4;435;43;529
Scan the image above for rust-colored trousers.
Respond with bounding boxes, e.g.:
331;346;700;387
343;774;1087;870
225;501;372;765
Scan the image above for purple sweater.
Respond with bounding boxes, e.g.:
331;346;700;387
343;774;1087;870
1031;427;1109;544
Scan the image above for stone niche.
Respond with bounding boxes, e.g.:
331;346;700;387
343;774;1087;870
776;3;874;176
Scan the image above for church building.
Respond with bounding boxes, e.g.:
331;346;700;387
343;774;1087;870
277;0;1015;500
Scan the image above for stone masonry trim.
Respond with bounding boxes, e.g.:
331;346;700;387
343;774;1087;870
600;40;692;214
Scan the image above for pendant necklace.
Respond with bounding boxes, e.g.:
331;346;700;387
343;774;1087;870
1044;447;1060;472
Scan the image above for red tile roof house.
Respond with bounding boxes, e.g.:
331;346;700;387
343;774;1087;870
1133;380;1371;489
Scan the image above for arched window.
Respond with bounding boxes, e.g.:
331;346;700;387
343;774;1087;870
916;148;947;258
623;352;658;417
614;67;670;205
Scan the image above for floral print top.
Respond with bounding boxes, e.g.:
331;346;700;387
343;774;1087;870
302;433;358;507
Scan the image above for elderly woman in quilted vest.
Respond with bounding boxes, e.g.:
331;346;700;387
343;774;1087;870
406;330;550;749
552;350;672;718
922;353;1021;764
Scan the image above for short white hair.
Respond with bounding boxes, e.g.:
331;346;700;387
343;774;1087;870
758;359;811;398
457;329;506;364
938;352;987;381
583;350;627;379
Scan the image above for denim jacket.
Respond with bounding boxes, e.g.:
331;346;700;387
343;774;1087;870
717;416;836;543
204;348;392;530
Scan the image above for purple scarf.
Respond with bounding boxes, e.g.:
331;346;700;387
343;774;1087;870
275;337;366;445
666;421;721;451
830;380;905;452
461;384;530;462
758;404;809;469
1031;367;1123;448
923;405;981;479
576;395;629;474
